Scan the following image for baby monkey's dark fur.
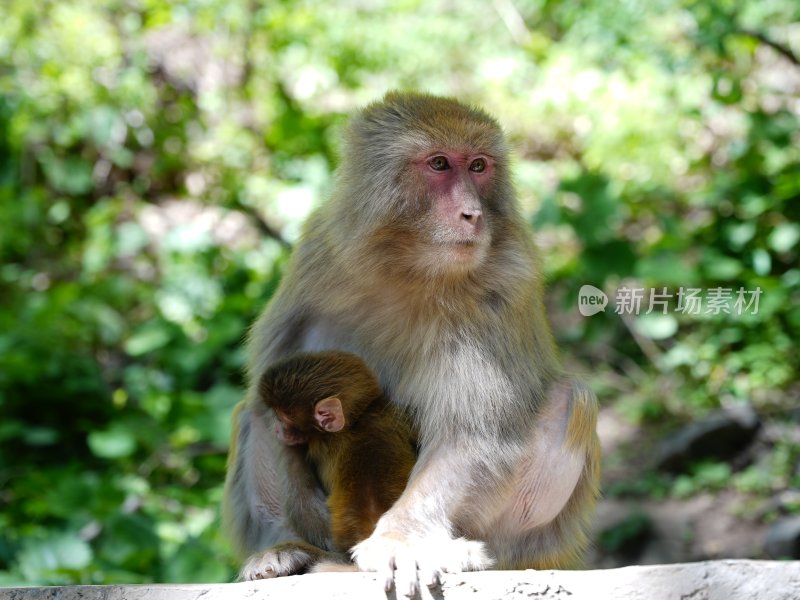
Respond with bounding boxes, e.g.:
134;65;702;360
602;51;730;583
260;351;415;553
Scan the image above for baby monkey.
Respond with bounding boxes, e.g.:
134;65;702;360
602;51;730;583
259;351;415;553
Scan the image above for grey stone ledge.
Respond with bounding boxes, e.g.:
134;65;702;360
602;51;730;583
1;560;799;600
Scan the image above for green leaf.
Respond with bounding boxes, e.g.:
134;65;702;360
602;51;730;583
583;240;637;280
634;314;678;340
23;427;59;446
87;427;137;459
768;223;800;253
701;250;742;281
40;155;94;195
17;534;92;582
752;248;772;276
636;253;698;286
162;539;231;583
124;324;171;356
115;222;149;257
88;105;124;148
96;514;159;572
725;222;755;249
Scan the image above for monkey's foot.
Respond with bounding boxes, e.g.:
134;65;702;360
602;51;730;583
239;541;330;581
351;532;492;597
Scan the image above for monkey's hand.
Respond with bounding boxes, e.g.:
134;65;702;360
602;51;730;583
351;530;492;597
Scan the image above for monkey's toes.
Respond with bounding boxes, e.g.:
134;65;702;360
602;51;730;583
239;543;319;581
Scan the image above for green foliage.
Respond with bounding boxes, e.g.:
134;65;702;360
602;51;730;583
606;473;672;501
732;429;800;495
673;461;734;498
668;425;800;498
598;513;653;556
0;0;798;584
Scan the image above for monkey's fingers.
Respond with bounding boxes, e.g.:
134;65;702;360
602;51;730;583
394;551;422;598
417;537;493;595
353;533;492;596
436;537;493;573
411;535;492;588
351;533;416;595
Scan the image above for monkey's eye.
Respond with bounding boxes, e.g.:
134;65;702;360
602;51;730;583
428;156;450;171
469;158;487;173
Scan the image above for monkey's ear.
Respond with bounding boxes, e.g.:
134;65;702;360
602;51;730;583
314;397;345;432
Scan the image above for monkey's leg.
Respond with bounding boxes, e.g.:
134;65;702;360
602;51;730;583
224;401;334;580
486;377;601;569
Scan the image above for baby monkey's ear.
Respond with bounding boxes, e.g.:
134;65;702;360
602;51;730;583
314;397;345;432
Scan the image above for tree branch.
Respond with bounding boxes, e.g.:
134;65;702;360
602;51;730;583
236;201;292;250
492;0;531;46
736;29;800;67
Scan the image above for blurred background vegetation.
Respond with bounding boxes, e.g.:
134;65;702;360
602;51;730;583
1;0;798;586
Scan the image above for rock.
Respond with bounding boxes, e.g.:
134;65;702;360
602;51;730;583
765;516;800;559
655;404;760;473
1;561;799;600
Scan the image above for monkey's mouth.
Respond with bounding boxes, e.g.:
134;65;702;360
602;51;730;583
440;239;488;265
435;235;484;248
449;236;489;250
437;240;479;254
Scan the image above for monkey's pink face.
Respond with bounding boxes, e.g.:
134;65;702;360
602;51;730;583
273;411;308;446
416;151;493;266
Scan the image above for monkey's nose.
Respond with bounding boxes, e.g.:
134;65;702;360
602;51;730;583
461;209;482;223
461;209;483;233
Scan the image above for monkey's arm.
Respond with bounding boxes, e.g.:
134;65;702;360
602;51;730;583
351;440;494;596
352;377;599;596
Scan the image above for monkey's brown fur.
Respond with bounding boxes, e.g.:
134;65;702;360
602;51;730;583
224;91;600;588
259;351;415;552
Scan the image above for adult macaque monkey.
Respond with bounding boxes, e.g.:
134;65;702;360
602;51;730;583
223;91;600;595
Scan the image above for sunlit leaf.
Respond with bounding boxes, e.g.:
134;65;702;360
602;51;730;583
124;325;171;356
634;314;678;340
87;427;137;459
768;223;800;253
17;534;92;581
